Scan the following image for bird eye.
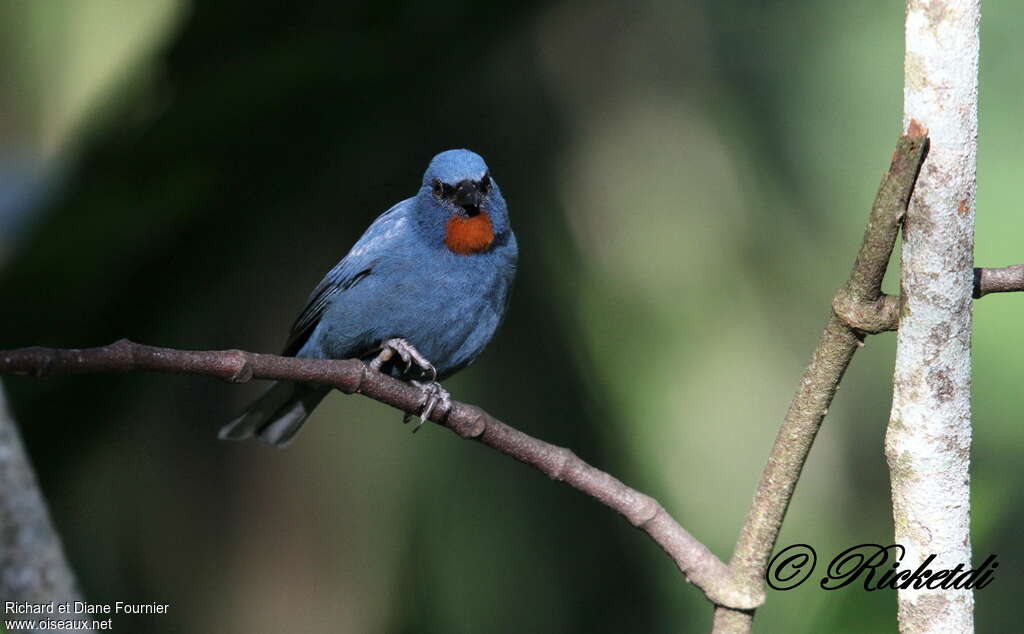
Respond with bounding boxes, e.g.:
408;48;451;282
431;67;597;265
479;172;491;193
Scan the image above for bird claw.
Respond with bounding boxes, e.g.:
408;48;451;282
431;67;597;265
408;380;451;433
367;339;447;432
369;337;437;381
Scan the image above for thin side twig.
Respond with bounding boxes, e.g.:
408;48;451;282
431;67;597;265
0;340;758;610
711;132;930;634
974;264;1024;298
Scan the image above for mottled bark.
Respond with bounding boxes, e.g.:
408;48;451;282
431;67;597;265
887;1;980;632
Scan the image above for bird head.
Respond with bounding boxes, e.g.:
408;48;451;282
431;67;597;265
416;149;510;255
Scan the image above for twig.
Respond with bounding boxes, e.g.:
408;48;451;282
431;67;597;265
711;132;930;634
815;263;1021;336
0;383;89;633
974;264;1024;298
0;340;758;610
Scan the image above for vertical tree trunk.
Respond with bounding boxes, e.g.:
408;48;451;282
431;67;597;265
887;1;979;632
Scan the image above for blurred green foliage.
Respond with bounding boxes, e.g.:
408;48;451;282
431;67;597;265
0;1;1020;632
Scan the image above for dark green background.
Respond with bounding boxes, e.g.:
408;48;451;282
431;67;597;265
1;1;1020;632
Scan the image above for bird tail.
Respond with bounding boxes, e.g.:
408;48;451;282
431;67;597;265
219;381;328;447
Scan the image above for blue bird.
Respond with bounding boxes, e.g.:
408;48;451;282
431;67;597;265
220;149;517;446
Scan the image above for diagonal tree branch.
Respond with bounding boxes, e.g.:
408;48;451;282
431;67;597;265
0;382;89;633
711;132;930;634
0;339;759;610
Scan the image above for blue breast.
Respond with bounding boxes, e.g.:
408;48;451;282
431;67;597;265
297;229;516;379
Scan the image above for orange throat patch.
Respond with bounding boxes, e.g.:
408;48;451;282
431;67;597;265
444;211;494;255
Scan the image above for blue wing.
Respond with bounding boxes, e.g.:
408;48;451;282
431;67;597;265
283;199;412;355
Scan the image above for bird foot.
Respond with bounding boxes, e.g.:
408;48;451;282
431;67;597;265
404;380;452;432
369;337;437;381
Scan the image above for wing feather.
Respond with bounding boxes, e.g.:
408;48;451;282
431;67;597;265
282;200;411;356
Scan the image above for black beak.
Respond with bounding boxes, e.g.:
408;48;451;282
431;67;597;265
454;180;484;216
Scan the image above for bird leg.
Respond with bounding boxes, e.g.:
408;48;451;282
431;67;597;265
406;380;452;432
368;338;449;431
368;337;437;380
